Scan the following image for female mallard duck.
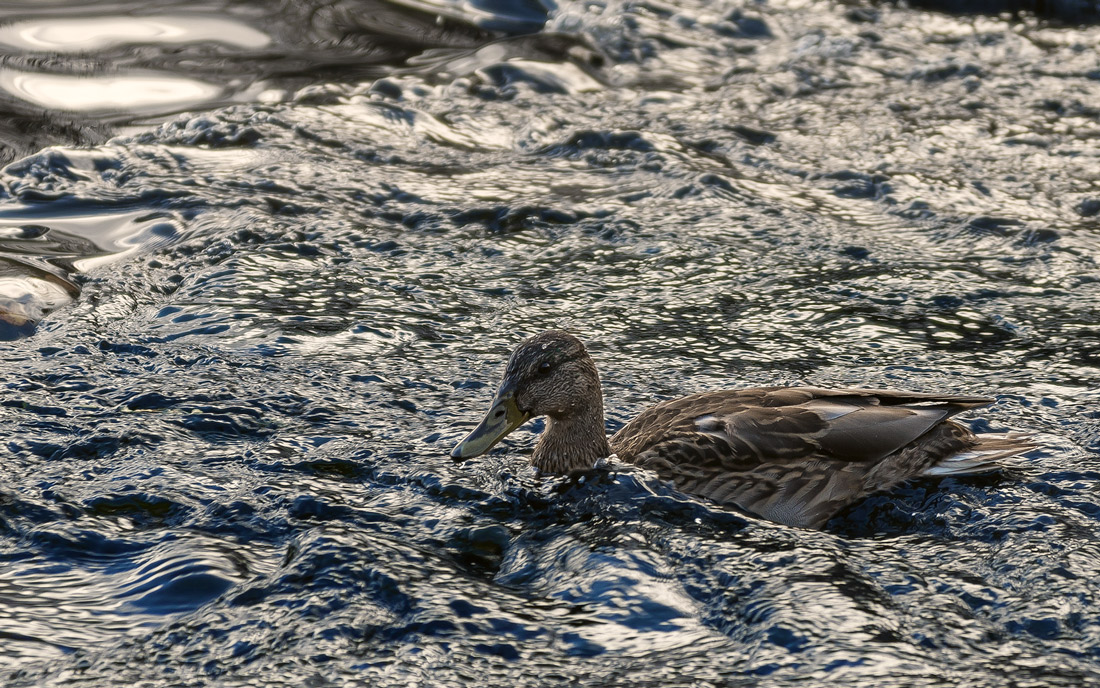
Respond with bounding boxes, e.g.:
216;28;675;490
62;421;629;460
451;330;1032;528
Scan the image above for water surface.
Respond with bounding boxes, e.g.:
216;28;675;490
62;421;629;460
1;0;1099;686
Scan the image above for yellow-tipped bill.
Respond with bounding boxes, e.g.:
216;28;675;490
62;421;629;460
451;385;530;459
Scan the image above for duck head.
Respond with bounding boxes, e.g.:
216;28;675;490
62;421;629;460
450;330;604;461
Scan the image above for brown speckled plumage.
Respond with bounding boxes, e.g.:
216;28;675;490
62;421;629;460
452;330;1033;528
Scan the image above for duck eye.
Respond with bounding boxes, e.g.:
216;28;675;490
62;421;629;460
537;361;553;375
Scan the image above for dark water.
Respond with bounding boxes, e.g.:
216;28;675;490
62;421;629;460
1;0;1099;686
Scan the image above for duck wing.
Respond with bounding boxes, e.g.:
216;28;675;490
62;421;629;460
726;387;991;463
613;386;990;464
611;387;993;527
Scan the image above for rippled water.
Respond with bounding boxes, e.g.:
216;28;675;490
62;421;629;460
1;0;1099;686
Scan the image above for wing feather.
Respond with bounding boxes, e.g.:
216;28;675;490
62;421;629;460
611;386;1003;528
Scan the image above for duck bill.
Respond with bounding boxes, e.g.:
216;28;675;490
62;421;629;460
451;385;530;460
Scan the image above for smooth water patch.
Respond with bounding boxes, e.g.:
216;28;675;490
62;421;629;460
0;15;271;53
0;68;223;114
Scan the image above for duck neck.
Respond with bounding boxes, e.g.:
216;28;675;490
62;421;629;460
531;401;611;475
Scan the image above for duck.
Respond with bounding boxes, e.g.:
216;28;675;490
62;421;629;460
450;330;1033;528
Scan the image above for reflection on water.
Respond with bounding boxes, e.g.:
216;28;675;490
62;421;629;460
0;15;271;52
0;207;179;335
0;11;262;116
0;68;224;113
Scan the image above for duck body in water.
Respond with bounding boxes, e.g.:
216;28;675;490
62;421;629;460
451;330;1033;528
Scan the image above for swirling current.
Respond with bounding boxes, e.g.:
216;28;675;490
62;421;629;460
1;0;1099;686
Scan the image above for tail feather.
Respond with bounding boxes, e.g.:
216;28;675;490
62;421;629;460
922;432;1036;477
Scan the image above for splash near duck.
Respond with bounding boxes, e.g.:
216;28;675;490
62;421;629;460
451;330;1033;529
